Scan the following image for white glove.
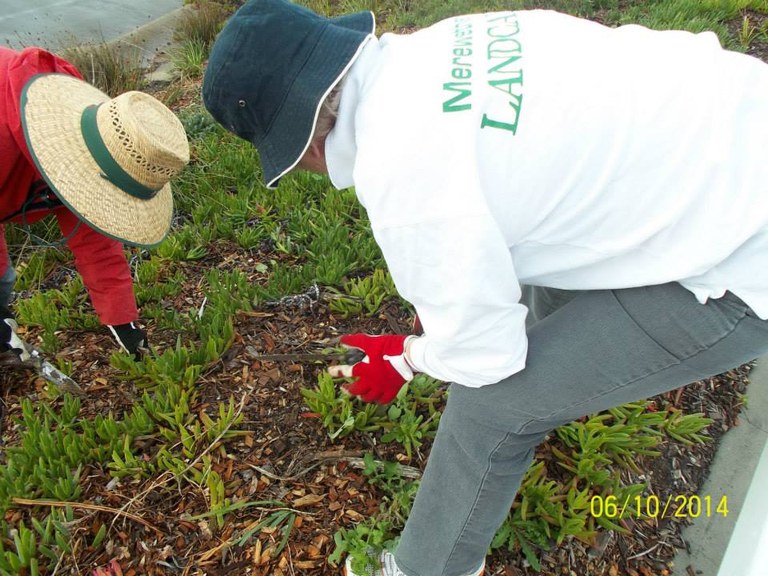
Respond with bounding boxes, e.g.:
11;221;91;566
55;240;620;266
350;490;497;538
0;306;31;364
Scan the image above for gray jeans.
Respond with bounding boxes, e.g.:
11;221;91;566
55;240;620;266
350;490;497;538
395;282;768;576
0;265;16;309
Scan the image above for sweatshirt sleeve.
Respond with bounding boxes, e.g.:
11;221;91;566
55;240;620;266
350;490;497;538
374;213;529;387
56;208;138;326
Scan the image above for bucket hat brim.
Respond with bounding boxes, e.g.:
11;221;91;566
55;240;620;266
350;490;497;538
262;11;375;188
21;74;173;247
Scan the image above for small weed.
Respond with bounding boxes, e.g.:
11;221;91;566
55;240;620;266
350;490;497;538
301;372;383;439
328;269;397;318
379;376;442;458
738;13;759;49
303;372;441;455
179;105;218;140
329;453;418;573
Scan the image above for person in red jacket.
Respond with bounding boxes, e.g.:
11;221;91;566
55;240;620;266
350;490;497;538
0;46;189;366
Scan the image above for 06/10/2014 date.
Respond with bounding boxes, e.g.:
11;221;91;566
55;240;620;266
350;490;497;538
590;494;729;519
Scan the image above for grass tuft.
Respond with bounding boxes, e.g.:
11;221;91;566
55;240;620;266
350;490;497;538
61;42;143;96
174;2;228;48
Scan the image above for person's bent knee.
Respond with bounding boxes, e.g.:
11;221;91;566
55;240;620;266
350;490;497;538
0;266;16;308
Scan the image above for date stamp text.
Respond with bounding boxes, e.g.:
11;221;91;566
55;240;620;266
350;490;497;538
590;494;729;519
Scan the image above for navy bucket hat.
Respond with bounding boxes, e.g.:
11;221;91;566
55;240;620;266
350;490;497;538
202;0;375;188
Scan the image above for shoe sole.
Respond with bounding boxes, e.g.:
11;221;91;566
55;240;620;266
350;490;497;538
342;566;485;576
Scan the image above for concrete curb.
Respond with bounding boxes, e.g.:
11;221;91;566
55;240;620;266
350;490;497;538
672;356;768;576
108;5;192;74
717;435;768;575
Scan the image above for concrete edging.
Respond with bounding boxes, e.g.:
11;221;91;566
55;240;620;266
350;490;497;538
108;5;192;73
672;356;768;576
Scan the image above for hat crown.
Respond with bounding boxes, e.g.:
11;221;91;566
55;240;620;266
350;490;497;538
96;91;190;191
203;0;374;187
203;0;327;140
20;73;188;247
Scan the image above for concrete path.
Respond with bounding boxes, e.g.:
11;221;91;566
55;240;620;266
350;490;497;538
0;0;182;52
672;356;768;576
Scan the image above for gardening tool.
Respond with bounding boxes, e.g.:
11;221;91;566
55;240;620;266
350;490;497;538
245;346;366;365
2;335;83;395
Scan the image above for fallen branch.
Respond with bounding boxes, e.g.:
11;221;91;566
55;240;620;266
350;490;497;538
247;451;423;483
12;497;162;534
343;456;422;480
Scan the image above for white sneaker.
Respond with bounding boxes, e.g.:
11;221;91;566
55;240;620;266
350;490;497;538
344;551;484;576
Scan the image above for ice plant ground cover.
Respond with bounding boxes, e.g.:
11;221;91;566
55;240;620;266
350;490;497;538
1;1;767;574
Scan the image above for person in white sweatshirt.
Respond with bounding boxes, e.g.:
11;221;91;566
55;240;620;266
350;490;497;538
203;1;768;575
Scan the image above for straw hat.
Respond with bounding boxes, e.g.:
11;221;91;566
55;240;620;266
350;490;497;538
203;0;374;189
21;73;190;247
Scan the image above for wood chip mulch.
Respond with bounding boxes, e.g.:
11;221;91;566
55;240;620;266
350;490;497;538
0;240;754;576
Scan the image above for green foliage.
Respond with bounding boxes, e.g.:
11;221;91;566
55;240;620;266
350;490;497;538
204;269;258;314
111;337;203;387
172;38;209;78
9;246;69;292
379;376;442;458
328;269;398;318
0;395;156;571
487;402;712;567
301;372;384;439
14;277;100;352
179;105;218;140
659;408;712;445
172;2;228;78
328;453;418;573
133;258;187;308
155;229;211;262
302;372;441;454
360;453;421;528
330;399;713;571
236;508;296;556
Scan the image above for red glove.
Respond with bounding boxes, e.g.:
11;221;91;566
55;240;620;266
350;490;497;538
328;334;416;404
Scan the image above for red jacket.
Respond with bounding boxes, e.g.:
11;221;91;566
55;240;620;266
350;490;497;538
0;47;138;324
0;47;137;326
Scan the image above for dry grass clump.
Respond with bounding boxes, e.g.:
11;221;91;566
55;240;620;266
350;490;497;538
62;42;143;96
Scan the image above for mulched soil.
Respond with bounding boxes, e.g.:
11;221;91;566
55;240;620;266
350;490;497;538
0;238;752;576
1;7;764;575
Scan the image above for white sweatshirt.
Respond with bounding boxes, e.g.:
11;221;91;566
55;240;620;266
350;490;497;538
325;9;768;388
